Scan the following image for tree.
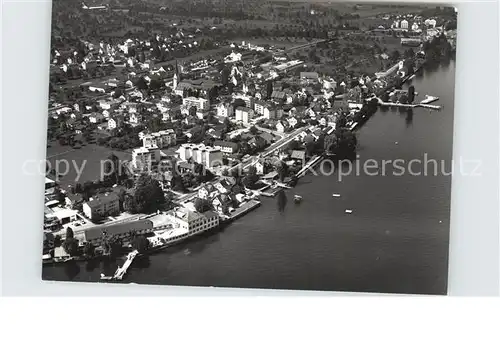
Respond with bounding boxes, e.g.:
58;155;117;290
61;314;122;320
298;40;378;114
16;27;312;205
133;173;165;213
287;140;300;151
222;117;232;133
390;49;401;62
83;242;95;257
132;235;150;254
407;86;415;104
171;174;186;193
104;153;122;186
54;187;66;204
66;227;74;239
136;76;148;91
243;166;260;189
249;125;258;135
53;235;62;248
266;81;273;98
62;237;79;257
149;78;164;92
194;197;212;213
334;128;357;159
189;105;197;117
324;134;338;154
103;235;122;257
221;66;230;86
275;161;288;182
305;140;316;157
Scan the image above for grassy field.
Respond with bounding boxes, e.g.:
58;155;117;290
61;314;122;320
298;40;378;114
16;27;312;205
46;142;132;189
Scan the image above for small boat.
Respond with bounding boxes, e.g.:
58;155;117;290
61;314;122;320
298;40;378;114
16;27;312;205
100;273;113;281
332;194;341;198
345;209;353;214
420;95;439;104
294;195;303;203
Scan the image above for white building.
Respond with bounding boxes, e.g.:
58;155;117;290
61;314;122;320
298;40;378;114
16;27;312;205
276;121;287;134
400;19;409;30
83;193;120;221
108;117;123;130
132;146;161;169
254;101;266;115
142;129;177;149
176;143;223;169
224;51;242;63
263;106;283;120
166;207;220;237
323;79;337;91
216;102;234;118
129;114;142;124
88;112;104;124
99;99;120;110
183;96;209;112
411;22;419;31
235;107;255;125
425;19;437;28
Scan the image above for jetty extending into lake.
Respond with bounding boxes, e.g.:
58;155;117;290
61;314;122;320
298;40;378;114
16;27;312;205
101;250;138;281
374;96;442;110
296;155;324;178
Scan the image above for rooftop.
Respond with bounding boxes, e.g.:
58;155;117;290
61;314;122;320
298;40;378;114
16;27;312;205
85;193;119;209
84;219;154;241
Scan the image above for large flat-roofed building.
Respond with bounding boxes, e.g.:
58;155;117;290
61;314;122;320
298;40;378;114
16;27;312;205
235;106;255;126
214;140;239;154
132;146;161;170
183;96;209;112
83;193;120;221
84;219;154;246
176;143;223;169
263;104;283;120
142;129;177;149
166;207;219;237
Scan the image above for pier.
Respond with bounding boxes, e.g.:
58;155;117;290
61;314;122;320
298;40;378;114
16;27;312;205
296;155;324;178
112;250;138;280
374;97;442;110
222;200;261;222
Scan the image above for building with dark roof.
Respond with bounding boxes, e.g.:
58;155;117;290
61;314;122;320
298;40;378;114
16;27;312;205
83;219;154;245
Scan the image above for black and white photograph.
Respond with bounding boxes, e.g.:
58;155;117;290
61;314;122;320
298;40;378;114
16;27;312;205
40;0;458;295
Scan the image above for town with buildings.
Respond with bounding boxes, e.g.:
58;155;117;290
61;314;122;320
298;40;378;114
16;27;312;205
42;1;456;281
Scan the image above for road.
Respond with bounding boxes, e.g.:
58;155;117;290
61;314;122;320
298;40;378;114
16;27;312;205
284;39;329;52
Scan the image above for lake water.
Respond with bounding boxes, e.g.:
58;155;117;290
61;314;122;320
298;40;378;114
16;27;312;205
43;61;455;295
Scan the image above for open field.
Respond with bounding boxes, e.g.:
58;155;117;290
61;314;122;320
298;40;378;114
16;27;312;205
46;142;132;189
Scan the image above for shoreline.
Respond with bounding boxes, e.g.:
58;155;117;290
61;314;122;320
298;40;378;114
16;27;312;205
42;38;454;273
